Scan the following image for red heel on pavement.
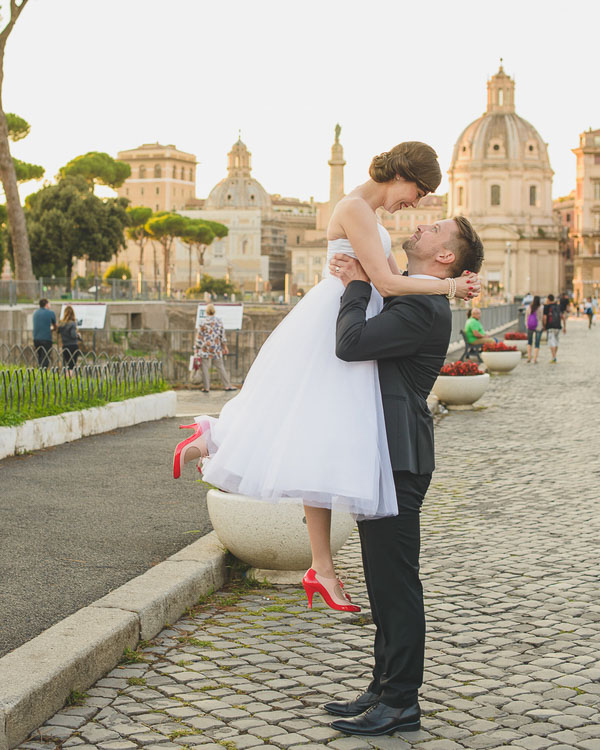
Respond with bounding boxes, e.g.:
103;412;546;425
302;568;360;613
173;421;210;479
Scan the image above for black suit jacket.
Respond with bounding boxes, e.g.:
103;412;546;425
336;280;452;475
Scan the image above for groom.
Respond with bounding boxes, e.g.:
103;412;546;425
326;216;484;737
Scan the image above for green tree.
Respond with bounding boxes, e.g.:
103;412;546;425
6;114;44;182
26;176;128;286
145;212;187;289
0;1;35;283
186;274;237;297
181;218;215;288
103;263;132;280
125;205;153;278
59;151;131;190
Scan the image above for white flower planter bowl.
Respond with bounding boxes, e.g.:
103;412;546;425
481;350;521;373
207;489;356;571
504;338;528;354
432;373;490;410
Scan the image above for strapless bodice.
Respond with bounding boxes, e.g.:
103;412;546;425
326;223;391;263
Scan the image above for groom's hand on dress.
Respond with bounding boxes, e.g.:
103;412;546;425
329;254;370;287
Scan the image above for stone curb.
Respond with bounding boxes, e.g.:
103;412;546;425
0;531;228;750
0;391;177;460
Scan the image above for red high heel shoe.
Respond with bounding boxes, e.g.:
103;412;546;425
173;421;210;479
302;568;360;613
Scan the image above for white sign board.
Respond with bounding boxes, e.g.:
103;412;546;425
60;304;107;330
195;303;244;330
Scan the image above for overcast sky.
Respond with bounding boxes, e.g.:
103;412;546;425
5;0;597;204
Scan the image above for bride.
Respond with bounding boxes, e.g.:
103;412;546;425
173;141;479;612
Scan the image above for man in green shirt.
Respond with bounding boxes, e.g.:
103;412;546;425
464;308;494;345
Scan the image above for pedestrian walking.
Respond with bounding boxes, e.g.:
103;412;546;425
526;295;543;363
193;304;237;393
57;305;82;374
559;292;570;334
543;294;562;363
584;297;594;329
32;298;57;368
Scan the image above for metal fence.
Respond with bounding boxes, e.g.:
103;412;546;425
0;278;293;305
0;354;164;418
0;303;520;386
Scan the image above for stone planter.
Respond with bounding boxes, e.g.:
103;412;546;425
481;350;521;373
207;489;356;581
504;337;528;354
431;373;490;410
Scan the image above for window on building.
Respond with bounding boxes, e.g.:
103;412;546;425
172;165;177;178
566;213;571;222
491;185;501;206
141;187;144;195
529;185;537;206
594;214;600;231
458;186;464;205
528;144;534;152
242;240;248;255
189;169;193;181
296;235;300;244
156;187;160;195
125;188;129;196
180;167;185;180
227;194;232;201
493;144;500;151
139;165;146;179
594;182;600;200
155;204;159;211
595;155;600;164
154;164;161;178
498;89;504;106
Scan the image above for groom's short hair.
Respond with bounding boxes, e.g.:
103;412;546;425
449;216;484;275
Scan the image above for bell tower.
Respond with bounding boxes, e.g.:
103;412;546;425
486;60;516;114
227;133;252;178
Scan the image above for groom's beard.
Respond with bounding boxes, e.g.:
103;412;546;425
403;237;416;252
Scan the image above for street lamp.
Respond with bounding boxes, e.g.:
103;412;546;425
505;242;512;302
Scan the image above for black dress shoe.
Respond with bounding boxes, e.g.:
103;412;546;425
331;701;420;736
324;690;380;717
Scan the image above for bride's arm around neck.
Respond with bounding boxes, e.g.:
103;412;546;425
334;199;447;298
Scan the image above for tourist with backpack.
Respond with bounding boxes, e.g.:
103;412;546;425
543;294;562;363
525;295;543;364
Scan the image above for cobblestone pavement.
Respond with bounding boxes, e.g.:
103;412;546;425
20;319;600;750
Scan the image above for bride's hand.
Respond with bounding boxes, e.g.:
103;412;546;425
454;271;480;300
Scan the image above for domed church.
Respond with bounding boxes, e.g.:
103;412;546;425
205;136;273;212
448;63;560;297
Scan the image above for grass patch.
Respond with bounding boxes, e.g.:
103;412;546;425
65;690;88;706
120;646;148;664
177;637;213;648
0;363;168;427
127;677;146;686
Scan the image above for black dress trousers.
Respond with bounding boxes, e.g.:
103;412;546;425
357;469;431;708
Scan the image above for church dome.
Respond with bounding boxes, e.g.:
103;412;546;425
205;138;272;210
449;64;551;171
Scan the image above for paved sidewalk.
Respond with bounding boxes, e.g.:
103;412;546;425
19;319;600;750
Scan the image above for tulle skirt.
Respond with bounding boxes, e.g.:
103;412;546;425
197;275;397;518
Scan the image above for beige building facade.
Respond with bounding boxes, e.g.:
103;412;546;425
570;129;600;301
553;191;575;293
116;142;197;212
448;64;560;298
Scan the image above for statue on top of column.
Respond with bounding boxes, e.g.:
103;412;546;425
334;123;341;144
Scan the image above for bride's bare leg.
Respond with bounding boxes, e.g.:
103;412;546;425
303;504;335;577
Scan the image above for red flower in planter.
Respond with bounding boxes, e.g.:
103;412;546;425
483;342;517;352
439;361;485;376
505;332;527;340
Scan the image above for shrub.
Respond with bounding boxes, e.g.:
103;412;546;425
185;274;237;298
483;342;517;352
440;361;484;376
103;263;132;280
504;332;527;340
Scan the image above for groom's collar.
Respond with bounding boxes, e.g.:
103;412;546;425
408;273;439;280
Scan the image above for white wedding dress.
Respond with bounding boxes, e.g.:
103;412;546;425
197;223;397;518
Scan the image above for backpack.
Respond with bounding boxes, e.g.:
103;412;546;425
546;303;561;329
527;310;538;330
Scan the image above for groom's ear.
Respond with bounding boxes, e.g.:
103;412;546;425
436;247;456;267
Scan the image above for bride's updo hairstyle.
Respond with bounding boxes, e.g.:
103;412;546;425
369;141;442;194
